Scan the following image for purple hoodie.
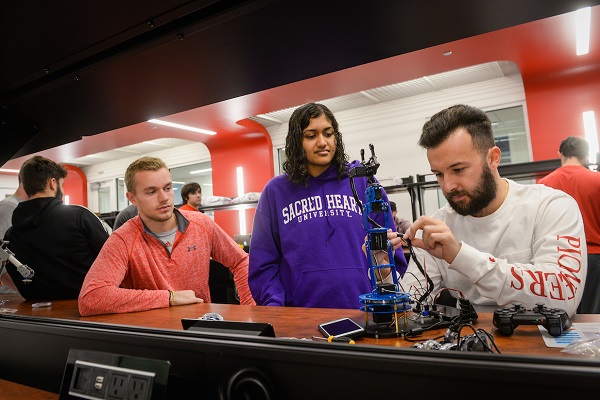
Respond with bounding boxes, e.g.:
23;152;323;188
249;161;407;309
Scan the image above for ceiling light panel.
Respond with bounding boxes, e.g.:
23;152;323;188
576;7;591;56
148;119;216;135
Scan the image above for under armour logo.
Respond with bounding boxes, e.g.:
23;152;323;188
188;245;197;252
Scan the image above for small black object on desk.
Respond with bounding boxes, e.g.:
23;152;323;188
492;302;572;337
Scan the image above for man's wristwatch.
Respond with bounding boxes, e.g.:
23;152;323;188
168;290;175;306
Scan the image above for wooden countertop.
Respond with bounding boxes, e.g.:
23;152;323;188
2;293;598;398
1;293;594;357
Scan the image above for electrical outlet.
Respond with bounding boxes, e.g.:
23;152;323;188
69;364;110;399
60;349;170;400
86;367;109;399
128;377;151;400
70;364;92;393
108;373;128;399
68;360;154;400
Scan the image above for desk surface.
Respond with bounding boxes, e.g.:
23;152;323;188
1;293;597;357
2;294;599;399
0;379;57;400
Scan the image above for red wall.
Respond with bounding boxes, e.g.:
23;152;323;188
63;165;88;206
525;67;600;161
207;120;274;237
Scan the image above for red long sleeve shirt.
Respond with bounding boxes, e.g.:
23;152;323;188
79;209;254;316
540;165;600;254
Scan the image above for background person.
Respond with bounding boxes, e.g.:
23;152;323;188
389;201;412;263
249;102;407;309
0;175;28;239
539;136;600;313
78;156;254;316
389;201;411;236
112;203;138;231
0;169;28;294
179;182;202;212
1;156;109;300
401;104;586;317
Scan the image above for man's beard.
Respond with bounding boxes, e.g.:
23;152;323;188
55;185;63;201
445;164;497;216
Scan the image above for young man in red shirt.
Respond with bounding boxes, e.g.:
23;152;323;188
539;136;600;313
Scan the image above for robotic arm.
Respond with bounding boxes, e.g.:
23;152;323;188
1;241;34;283
349;145;411;336
349;144;394;287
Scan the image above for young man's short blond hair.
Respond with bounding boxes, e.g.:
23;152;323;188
124;157;168;193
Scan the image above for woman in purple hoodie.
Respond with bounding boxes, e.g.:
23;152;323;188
249;103;407;309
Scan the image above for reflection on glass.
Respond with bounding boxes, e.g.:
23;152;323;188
117;178;127;211
487;106;529;165
98;187;111;214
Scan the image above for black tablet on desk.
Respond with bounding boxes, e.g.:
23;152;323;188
181;318;275;337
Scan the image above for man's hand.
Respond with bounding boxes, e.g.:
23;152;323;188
361;229;404;255
404;216;461;264
387;230;404;252
360;230;404;283
171;290;204;306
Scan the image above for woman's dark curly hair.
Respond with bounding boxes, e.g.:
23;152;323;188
283;103;349;186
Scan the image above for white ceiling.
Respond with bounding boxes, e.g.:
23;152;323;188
69;137;197;167
67;60;520;167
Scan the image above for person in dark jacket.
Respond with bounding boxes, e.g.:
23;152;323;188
0;156;109;300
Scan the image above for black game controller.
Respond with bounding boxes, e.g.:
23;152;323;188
492;302;572;337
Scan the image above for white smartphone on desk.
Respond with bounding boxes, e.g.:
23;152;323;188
318;317;366;339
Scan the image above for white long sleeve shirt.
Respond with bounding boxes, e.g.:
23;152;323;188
400;179;587;317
